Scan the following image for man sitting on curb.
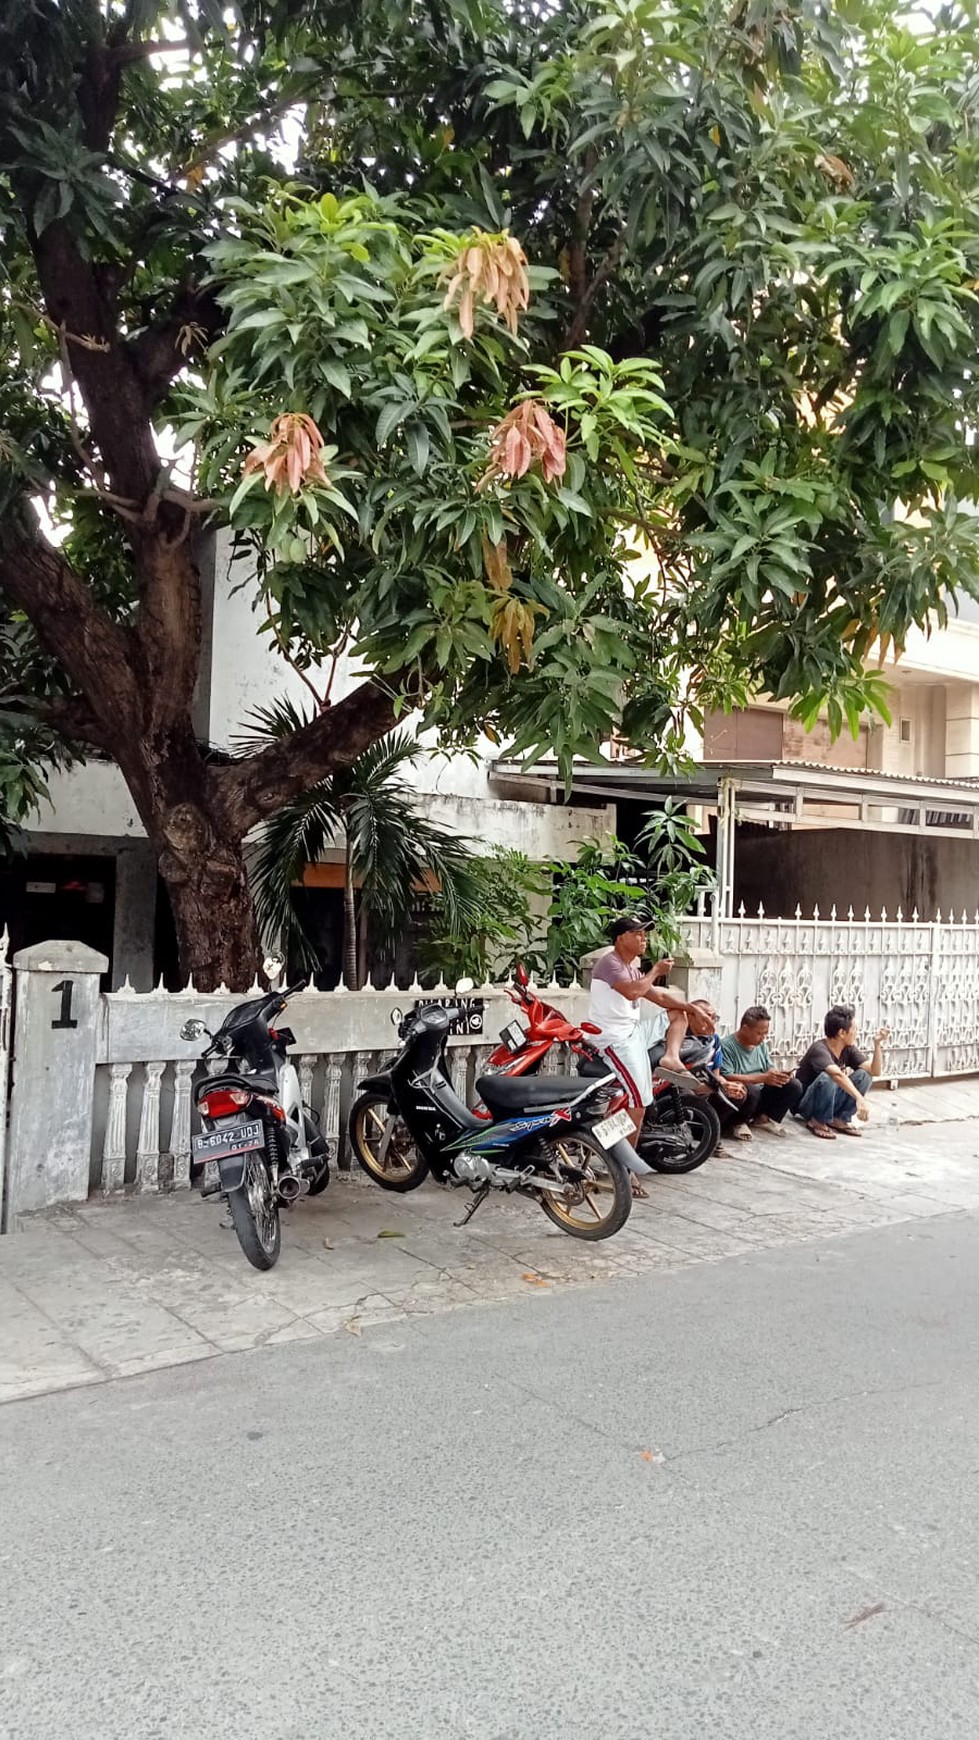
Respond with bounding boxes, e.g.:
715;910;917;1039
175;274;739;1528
719;1005;803;1141
796;1005;889;1140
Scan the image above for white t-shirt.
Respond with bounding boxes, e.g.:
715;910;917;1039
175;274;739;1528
588;949;642;1047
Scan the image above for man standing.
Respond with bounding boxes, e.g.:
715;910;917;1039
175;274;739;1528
588;918;708;1166
796;1005;889;1139
719;1005;803;1138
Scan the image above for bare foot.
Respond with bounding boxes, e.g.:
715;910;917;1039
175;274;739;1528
731;1121;753;1142
630;1178;649;1198
807;1120;837;1140
831;1119;862;1137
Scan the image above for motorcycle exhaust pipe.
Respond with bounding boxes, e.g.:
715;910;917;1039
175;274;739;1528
277;1172;304;1205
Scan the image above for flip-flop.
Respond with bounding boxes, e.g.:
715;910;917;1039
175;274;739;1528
655;1065;711;1097
631;1180;649;1198
832;1121;863;1137
807;1121;836;1140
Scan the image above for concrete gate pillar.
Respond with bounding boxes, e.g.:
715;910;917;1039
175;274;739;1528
5;941;107;1223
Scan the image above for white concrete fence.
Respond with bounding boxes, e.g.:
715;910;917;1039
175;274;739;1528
0;936;589;1226
3;905;979;1224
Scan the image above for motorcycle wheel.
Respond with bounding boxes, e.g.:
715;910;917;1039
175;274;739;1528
639;1099;720;1173
348;1093;429;1192
228;1152;281;1270
536;1133;631;1241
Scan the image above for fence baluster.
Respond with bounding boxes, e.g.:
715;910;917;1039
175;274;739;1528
168;1061;195;1190
101;1063;132;1195
136;1060;165;1193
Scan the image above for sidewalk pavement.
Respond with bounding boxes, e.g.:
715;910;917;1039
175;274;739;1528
1;1076;977;1406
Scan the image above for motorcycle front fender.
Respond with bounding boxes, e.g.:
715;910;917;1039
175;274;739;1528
358;1072;392;1095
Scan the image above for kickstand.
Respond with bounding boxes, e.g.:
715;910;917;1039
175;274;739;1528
455;1184;489;1228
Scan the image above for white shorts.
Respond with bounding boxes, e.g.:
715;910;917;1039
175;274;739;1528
600;1031;654;1110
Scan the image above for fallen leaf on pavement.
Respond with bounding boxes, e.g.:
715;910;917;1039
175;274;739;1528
640;1449;665;1465
521;1272;550;1287
844;1602;885;1628
343;1317;362;1336
377;1230;405;1239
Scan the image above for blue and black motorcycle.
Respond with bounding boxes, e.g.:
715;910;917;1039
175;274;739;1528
348;1002;636;1241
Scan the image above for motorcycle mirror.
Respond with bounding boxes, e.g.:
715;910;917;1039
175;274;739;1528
180;1019;208;1042
454;977;475;995
515;964;529;987
581;1021;602;1035
263;953;285;985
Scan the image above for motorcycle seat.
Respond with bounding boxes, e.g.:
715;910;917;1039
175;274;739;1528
476;1072;613;1117
193;1071;279;1103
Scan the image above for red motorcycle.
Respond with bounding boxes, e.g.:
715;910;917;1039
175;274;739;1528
480;967;721;1174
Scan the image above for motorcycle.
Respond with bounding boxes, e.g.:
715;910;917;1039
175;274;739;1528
482;967;722;1174
348;1001;637;1240
181;964;329;1270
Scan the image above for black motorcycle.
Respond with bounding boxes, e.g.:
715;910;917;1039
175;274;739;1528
181;977;329;1271
348;1003;637;1240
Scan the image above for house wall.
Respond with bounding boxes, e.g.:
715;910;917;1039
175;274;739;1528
735;825;979;921
871;684;947;780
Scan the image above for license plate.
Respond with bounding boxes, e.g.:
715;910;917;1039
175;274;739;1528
192;1118;264;1162
500;1020;525;1052
592;1109;635;1149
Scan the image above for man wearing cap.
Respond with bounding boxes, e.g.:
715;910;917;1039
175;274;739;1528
588;918;708;1162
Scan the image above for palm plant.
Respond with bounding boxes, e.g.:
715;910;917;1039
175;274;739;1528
239;701;478;987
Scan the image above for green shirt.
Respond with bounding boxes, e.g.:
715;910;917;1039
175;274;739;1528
719;1033;772;1076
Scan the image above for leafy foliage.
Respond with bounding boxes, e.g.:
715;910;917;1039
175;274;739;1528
422;846;550;985
243;707;478;984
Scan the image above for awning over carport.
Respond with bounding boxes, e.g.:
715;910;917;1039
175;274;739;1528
490;757;979;921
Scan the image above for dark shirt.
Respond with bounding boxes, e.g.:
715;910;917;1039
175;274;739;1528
796;1039;867;1090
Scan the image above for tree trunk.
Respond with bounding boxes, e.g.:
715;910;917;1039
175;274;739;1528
159;843;261;991
356;902;369;991
117;721;263;993
342;832;359;989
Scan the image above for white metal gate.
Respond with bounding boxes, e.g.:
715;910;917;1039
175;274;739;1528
0;928;12;1230
686;905;979;1080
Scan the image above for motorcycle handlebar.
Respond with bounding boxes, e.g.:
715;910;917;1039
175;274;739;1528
280;979;308;1000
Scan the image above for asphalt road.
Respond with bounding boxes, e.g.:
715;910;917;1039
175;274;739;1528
3;1213;979;1740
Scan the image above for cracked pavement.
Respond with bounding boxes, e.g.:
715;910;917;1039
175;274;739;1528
3;1109;979;1403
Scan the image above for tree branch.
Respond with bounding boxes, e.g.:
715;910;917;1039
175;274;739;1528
215;680;399;838
109;39;191;65
0;503;142;742
39;695;114;751
125;283;224;411
564;230;625;352
31;221;161;507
